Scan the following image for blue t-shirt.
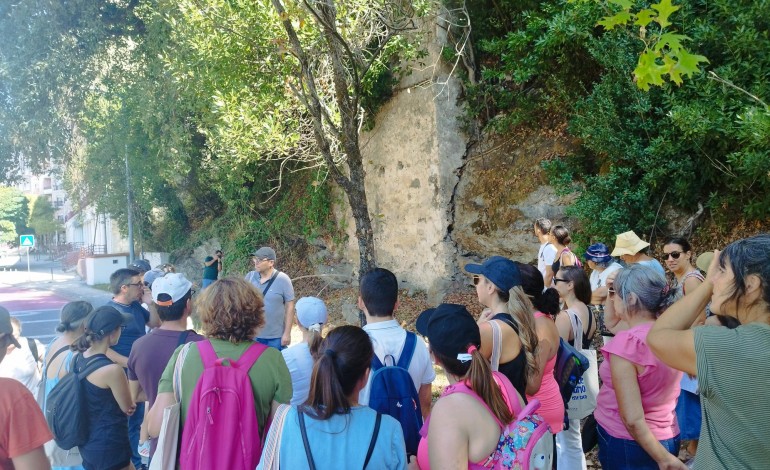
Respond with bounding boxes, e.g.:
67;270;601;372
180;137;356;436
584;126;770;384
638;259;666;277
108;300;150;358
262;406;406;470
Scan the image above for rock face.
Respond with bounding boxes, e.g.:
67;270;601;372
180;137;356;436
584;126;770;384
334;19;579;299
453;126;580;267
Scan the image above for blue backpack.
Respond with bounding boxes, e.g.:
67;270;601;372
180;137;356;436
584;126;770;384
368;332;422;456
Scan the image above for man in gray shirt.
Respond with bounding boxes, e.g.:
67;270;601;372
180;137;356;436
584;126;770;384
245;246;295;350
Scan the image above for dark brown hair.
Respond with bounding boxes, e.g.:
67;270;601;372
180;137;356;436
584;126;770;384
303;325;373;420
559;266;592;305
550;225;572;246
433;346;513;425
195;277;265;342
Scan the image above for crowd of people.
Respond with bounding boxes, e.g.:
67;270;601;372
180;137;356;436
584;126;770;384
0;228;768;469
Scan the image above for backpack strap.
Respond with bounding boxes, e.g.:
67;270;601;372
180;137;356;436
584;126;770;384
176;330;191;347
489;320;502;372
395;332;417;369
42;345;70;378
75;354;114;379
27;337;40;364
363;413;382;469
297;411;317;470
197;340;219;369
232;342;268;370
261;270;280;298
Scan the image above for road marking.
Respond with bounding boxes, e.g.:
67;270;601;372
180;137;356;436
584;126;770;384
9;309;61;317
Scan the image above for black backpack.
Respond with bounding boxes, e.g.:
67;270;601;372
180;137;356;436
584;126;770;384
45;354;113;450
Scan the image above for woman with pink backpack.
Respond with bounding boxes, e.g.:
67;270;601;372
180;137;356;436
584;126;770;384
413;303;552;470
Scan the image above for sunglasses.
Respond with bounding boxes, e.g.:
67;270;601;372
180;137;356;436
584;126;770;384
664;251;683;260
607;287;616;296
553;278;569;284
124;282;143;287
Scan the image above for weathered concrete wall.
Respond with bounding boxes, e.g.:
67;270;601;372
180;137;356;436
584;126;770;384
334;18;579;299
336;19;467;301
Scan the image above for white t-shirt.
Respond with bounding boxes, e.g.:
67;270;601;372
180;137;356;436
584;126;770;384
0;336;42;395
589;262;623;291
358;319;435;405
537;242;558;278
281;342;314;406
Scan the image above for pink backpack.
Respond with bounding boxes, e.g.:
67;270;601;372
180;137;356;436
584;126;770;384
447;372;554;469
180;340;267;470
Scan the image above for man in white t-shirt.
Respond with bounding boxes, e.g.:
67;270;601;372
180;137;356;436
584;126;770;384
357;268;435;419
535;217;558;286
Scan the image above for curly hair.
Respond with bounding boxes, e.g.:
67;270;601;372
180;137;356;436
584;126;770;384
196;277;265;342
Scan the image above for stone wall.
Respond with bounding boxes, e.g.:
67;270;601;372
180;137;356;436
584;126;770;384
334;18;579;299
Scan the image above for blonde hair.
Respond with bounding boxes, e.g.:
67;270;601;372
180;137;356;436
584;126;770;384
499;285;540;380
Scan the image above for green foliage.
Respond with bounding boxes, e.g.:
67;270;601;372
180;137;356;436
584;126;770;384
0;220;16;245
0;187;30;237
581;0;709;90
27;196;62;237
469;0;770;244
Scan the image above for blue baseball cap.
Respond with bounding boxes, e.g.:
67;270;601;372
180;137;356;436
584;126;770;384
584;243;613;263
464;256;522;292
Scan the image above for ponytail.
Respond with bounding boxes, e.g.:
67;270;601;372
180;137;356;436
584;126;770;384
70;332;95;352
307;327;325;359
503;286;541;380
303;325;373;420
466;347;514;425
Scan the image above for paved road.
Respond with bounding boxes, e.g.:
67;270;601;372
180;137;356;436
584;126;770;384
0;257;112;345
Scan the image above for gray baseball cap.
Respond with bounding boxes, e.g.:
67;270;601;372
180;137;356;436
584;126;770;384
252;247;276;260
0;306;22;349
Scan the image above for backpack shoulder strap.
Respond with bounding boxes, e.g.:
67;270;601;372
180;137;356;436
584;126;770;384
234;342;268;370
197;340;218;368
27;338;40;363
363;413;382;469
177;330;191;347
76;355;113;379
43;345;70;376
298;410;317;470
371;352;385;371
396;332;417;369
489;320;502;372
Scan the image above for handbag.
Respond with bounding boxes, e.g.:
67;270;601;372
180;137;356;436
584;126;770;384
149;341;192;470
565;309;599;420
259;403;291;470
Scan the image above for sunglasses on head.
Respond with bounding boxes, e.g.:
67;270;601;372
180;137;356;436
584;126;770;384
664;251;682;260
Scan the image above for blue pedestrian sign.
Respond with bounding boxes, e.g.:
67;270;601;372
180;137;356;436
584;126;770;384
20;235;35;248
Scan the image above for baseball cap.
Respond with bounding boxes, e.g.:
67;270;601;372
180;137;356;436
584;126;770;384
85;306;133;338
252;247;276;260
152;273;193;306
464;256;522;292
143;268;165;289
296;297;328;330
129;259;152;273
415;303;480;358
0;306;22;349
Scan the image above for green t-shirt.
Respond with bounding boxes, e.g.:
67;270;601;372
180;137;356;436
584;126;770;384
158;338;292;430
202;256;219;280
694;323;770;469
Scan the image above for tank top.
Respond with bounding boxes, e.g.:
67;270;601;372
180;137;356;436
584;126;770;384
526;312;565;433
566;307;594;350
551;247;580;279
75;354;131;468
490;313;528;401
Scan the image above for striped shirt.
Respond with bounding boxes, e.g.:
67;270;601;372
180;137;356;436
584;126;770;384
694;322;770;469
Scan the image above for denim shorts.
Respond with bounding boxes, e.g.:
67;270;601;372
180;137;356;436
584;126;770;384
597;424;680;469
675;390;702;441
256;336;285;351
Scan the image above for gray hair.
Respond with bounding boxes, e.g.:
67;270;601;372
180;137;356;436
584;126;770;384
614;264;675;316
593;258;615;269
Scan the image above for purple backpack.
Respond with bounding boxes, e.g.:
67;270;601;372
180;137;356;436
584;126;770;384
180;340;267;470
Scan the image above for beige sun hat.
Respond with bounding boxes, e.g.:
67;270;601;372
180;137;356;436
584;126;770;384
696;251;714;274
610;230;650;257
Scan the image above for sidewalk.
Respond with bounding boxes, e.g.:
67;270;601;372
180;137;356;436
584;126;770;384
0;256;112;307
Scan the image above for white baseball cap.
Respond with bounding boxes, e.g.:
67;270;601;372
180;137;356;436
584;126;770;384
152;273;193;306
296;297;328;331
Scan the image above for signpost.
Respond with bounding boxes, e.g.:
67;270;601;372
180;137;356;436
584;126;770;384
20;235;34;279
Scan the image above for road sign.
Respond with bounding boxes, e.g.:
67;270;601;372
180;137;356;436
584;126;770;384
20;235;35;248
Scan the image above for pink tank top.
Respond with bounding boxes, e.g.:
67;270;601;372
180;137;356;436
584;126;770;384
526;312;564;433
415;372;520;469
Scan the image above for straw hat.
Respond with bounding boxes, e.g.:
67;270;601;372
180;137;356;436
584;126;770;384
610;231;650;257
696;251;714;274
